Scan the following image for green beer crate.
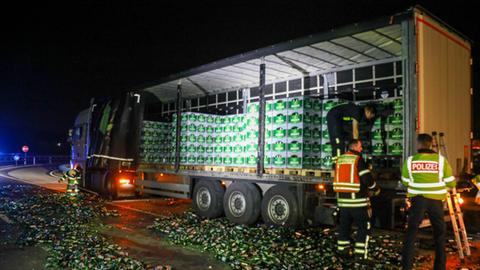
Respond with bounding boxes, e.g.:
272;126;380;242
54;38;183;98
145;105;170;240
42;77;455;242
388;142;403;155
287;155;303;168
287;97;313;111
272;99;287;112
271;154;287;168
389;113;403;125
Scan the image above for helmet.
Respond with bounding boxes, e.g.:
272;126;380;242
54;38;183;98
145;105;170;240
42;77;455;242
68;169;77;177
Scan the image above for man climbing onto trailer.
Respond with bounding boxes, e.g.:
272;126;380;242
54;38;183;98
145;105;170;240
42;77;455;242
401;133;456;270
326;103;376;159
334;139;380;261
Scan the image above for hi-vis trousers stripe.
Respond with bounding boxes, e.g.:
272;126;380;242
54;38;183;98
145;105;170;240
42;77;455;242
354;235;369;259
338;198;369;208
337;240;350;251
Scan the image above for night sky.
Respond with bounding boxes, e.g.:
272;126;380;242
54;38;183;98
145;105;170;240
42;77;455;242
1;1;478;154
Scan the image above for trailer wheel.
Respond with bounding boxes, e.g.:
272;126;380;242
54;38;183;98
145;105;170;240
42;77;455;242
223;182;261;225
192;180;225;218
261;185;299;227
105;174;118;200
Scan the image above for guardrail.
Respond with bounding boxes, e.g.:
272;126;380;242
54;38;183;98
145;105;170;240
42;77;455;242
0;154;69;166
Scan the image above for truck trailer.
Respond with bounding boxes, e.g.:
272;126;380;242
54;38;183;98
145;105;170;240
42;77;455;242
71;6;472;229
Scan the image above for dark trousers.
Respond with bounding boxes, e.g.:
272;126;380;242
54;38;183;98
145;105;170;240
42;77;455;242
327;117;346;158
401;196;446;270
337;207;371;257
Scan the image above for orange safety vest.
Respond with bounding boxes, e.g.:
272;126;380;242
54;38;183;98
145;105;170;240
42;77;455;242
333;152;360;193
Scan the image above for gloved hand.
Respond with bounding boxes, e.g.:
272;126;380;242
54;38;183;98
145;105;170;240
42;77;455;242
368;187;381;197
405;197;411;209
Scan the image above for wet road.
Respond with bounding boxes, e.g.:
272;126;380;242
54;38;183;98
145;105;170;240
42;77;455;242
0;165;228;270
1;165;480;269
101;200;226;269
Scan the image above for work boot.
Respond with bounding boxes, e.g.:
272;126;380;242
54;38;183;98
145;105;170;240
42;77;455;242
336;247;353;260
355;255;374;267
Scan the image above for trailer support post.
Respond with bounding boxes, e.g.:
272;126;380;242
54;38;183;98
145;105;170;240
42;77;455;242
257;58;266;176
175;81;183;172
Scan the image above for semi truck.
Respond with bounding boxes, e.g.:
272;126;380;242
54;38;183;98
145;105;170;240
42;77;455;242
71;6;472;229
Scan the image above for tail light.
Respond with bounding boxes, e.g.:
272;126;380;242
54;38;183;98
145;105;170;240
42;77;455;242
118;178;132;185
316;184;325;191
117;172;134;185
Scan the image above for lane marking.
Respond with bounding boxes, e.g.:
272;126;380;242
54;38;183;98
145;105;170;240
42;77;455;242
48;170;60;178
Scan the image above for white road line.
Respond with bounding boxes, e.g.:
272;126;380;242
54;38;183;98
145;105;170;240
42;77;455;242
0;213;14;224
48;170;59;177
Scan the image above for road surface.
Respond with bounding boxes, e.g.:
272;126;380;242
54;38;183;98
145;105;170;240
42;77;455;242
1;165;480;270
0;165;228;270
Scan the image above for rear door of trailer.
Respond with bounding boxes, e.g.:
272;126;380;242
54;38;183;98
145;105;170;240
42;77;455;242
414;9;472;174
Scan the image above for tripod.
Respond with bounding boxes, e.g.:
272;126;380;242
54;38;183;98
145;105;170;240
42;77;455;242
432;131;471;261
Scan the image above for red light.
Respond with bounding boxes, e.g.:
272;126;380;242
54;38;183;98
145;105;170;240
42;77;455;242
458;196;464;205
118;178;131;185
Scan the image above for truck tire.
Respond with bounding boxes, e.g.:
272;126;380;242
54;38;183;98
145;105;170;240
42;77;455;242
223;182;261;225
192;180;225;218
105;174;118;200
261;185;299;228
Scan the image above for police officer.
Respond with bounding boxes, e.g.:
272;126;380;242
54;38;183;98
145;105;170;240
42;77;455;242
401;134;456;270
327;103;376;159
59;168;81;196
334;139;380;260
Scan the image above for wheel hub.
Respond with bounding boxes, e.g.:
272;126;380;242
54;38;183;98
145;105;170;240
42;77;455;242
229;191;246;217
268;195;289;223
196;187;211;211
